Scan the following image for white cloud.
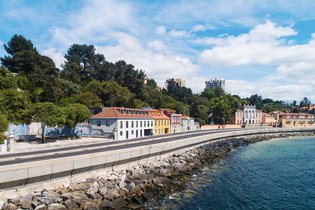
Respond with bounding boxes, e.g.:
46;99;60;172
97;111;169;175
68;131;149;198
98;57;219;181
96;33;198;87
50;0;137;47
169;29;190;38
226;80;313;102
200;20;300;66
147;40;165;50
42;48;64;68
156;26;166;35
192;24;215;32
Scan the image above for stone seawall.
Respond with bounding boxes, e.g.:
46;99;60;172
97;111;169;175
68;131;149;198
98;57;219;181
1;131;314;210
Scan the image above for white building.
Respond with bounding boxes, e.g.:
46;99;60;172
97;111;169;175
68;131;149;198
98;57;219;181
90;107;154;140
231;105;262;126
182;116;198;132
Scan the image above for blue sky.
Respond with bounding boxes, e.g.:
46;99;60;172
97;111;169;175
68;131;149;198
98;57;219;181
1;0;315;102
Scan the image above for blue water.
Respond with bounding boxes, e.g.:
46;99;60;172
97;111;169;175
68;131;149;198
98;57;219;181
160;136;315;210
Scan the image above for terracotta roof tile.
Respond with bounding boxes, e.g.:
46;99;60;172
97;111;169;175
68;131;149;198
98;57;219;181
92;107;153;119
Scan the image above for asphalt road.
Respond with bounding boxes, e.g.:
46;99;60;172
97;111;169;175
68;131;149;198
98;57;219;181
0;129;239;166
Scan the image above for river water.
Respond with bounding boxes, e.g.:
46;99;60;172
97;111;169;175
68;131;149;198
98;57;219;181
155;136;315;210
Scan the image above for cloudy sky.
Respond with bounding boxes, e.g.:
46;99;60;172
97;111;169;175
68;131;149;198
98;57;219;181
1;0;315;102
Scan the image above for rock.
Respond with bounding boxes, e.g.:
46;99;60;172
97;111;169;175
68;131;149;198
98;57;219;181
7;196;20;205
47;203;67;210
98;187;107;196
39;191;60;205
0;201;5;209
18;193;34;209
60;193;72;201
98;199;113;210
83;202;99;210
35;204;47;210
64;199;79;210
112;198;127;209
2;203;17;210
86;187;97;199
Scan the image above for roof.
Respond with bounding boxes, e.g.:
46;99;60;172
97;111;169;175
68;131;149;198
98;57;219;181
147;109;170;120
91;107;153;119
279;112;315;117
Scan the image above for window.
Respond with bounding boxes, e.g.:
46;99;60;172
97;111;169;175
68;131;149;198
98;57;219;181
155;121;157;126
126;121;129;128
136;121;138;127
140;121;142;127
120;131;123;136
132;121;134;128
147;121;149;127
131;130;134;135
151;121;153;126
144;121;146;127
97;121;101;126
120;121;123;128
105;121;110;127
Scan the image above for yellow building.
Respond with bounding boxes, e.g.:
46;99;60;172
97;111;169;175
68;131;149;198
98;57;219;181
148;110;170;135
279;113;315;127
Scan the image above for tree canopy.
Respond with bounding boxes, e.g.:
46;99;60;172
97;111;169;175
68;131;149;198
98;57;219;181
0;34;310;141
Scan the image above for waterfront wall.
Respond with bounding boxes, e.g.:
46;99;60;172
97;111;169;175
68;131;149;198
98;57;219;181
1;127;315;191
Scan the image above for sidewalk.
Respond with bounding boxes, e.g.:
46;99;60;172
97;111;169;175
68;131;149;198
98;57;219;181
9;137;112;153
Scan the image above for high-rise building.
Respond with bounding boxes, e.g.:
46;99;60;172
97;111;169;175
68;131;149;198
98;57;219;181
205;78;225;90
173;78;186;87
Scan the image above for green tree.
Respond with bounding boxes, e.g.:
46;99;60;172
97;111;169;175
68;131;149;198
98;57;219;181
1;34;39;74
62;103;91;138
0;66;17;89
164;78;193;103
84;80;133;107
74;91;102;107
28;102;62;143
210;95;233;124
0;113;8;143
247;94;263;109
0;89;31;124
61;44;103;83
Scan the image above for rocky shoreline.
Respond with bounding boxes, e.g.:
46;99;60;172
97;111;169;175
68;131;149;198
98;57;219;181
1;131;314;210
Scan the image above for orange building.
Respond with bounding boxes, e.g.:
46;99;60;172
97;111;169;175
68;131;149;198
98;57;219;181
279;113;315;127
262;113;276;126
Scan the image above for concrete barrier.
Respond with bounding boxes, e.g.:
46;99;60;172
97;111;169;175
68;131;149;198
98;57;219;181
0;127;314;190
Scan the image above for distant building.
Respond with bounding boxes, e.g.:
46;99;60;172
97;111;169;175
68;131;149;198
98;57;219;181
90;107;154;140
147;109;170;135
173;78;186;87
262;113;276;126
230;105;262;126
181;115;198;132
279;113;315;127
159;108;182;133
205;78;225;91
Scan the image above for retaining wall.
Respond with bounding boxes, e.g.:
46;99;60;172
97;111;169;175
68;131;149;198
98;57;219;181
0;127;314;191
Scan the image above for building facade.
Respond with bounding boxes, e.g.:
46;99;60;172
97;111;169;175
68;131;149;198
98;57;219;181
90;107;154;140
205;78;225;91
173;78;186;87
279;113;315;127
182;116;197;132
160;109;182;133
147;109;170;135
262;113;276;126
231;105;262;126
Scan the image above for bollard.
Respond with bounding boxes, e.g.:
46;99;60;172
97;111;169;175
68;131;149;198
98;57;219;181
7;132;15;152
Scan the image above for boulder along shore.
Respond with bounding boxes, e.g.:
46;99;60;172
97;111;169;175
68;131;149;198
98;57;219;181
1;131;314;210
